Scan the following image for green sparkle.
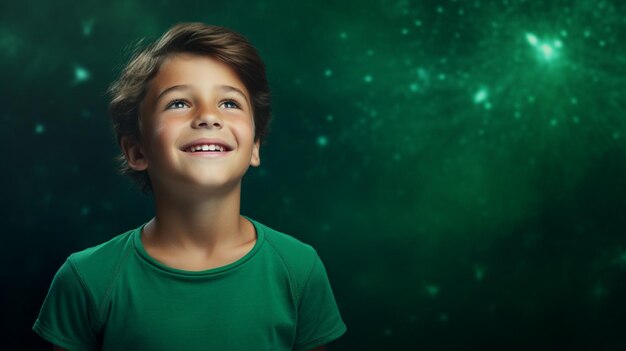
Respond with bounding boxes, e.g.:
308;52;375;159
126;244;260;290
74;65;90;82
409;83;419;92
424;284;439;297
326;114;334;121
550;118;558;127
401;28;409;35
339;31;348;39
526;33;539;46
474;88;488;103
541;44;554;59
525;33;561;61
474;264;486;281
317;135;328;147
324;69;333;77
612;131;621;140
34;123;45;134
364;75;373;83
82;18;95;36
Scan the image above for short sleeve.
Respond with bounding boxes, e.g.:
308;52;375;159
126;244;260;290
32;258;101;351
294;252;347;351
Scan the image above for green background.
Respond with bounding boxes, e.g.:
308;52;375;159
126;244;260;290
3;0;625;349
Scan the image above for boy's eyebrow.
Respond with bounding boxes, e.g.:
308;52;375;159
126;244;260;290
155;84;250;105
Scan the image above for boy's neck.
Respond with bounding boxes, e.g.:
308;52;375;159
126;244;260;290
143;181;252;254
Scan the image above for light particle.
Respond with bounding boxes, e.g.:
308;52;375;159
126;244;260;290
474;264;486;281
473;88;488;103
74;65;90;83
317;135;328;147
526;33;539;46
424;284;439;297
34;123;45;134
541;44;554;59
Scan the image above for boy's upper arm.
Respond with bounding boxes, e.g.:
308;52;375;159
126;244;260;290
294;252;347;350
33;258;101;350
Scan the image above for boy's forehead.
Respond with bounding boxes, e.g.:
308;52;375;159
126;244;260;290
149;53;249;98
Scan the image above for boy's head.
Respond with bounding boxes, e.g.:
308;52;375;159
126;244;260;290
107;22;272;195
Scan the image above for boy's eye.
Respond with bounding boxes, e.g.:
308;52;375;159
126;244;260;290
166;99;189;110
220;99;241;109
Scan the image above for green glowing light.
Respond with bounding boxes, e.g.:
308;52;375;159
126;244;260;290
474;264;486;281
526;33;539;46
74;65;90;82
364;75;373;83
317;135;328;147
424;284;439;297
34;123;45;134
474;88;488;103
324;69;333;77
541;44;554;59
82;18;95;36
525;32;562;61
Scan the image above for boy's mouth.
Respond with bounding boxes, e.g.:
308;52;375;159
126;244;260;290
180;139;234;153
184;144;227;152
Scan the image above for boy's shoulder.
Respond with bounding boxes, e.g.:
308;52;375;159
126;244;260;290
248;217;322;277
64;225;138;295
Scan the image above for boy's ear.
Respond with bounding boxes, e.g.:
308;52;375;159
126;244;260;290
250;138;261;167
120;136;149;171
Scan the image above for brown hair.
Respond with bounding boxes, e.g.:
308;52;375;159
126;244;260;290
107;22;272;195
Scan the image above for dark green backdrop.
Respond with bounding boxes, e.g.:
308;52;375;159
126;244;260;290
3;0;625;349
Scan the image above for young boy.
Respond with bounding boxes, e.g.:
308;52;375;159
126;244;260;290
33;22;347;350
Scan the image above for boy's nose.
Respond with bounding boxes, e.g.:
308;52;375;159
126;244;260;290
192;107;223;129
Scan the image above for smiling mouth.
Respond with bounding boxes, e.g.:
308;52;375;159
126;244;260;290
184;144;226;153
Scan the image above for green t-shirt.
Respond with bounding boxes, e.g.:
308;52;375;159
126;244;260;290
33;216;347;350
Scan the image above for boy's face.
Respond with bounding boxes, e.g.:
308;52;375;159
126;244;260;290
122;52;260;194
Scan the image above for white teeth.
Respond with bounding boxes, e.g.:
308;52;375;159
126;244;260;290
187;144;225;152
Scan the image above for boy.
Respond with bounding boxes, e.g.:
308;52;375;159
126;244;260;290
33;22;347;350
